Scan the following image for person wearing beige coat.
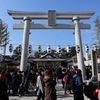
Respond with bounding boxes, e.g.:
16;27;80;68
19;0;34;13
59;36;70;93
36;70;44;100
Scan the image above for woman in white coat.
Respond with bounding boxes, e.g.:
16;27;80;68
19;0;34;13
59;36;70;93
36;70;44;100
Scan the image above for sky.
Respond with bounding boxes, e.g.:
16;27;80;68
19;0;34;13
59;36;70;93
0;0;100;55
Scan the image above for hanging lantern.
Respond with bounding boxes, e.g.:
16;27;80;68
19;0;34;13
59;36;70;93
47;45;52;53
93;44;98;51
57;45;62;53
29;45;32;53
85;44;89;53
9;44;13;53
38;45;42;53
18;45;22;53
76;45;80;53
66;45;71;53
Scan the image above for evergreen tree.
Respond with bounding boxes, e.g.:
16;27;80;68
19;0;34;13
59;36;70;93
0;18;10;60
92;16;100;46
0;19;9;46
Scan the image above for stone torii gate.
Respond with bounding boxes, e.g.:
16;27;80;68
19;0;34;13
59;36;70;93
7;10;95;80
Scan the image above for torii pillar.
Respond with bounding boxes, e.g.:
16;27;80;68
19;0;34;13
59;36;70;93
7;10;95;81
20;17;31;71
73;16;85;79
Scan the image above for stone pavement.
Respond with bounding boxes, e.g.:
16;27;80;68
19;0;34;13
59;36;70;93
9;80;90;100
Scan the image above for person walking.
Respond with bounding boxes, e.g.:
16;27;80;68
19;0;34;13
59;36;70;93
12;70;18;96
43;68;57;100
0;70;9;100
95;82;100;100
36;70;44;100
73;69;84;100
23;70;30;95
64;71;71;94
18;71;25;97
5;70;12;94
61;69;66;89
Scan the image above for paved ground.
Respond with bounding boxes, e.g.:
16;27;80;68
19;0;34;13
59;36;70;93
9;80;90;100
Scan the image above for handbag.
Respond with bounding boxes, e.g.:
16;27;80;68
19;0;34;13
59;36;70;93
62;76;66;82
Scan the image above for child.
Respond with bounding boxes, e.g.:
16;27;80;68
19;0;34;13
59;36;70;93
95;82;100;100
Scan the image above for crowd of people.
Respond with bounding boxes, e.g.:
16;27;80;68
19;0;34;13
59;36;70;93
0;66;100;100
0;67;57;100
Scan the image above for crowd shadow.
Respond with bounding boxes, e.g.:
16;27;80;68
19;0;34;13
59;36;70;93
9;79;74;99
8;90;37;97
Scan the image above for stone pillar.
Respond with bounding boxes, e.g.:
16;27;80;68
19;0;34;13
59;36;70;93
73;17;86;81
20;17;31;71
91;50;98;77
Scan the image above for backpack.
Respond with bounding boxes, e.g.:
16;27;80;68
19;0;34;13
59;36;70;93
69;76;77;90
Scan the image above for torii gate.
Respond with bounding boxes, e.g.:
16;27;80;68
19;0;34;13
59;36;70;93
7;10;95;80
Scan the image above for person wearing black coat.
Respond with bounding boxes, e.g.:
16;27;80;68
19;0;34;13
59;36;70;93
19;71;25;97
12;70;18;96
86;82;98;100
19;71;30;97
0;70;9;100
5;70;12;94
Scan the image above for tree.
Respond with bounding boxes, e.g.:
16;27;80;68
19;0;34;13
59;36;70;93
12;46;20;55
92;16;100;46
59;48;67;58
34;51;41;58
0;19;10;54
59;47;76;58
